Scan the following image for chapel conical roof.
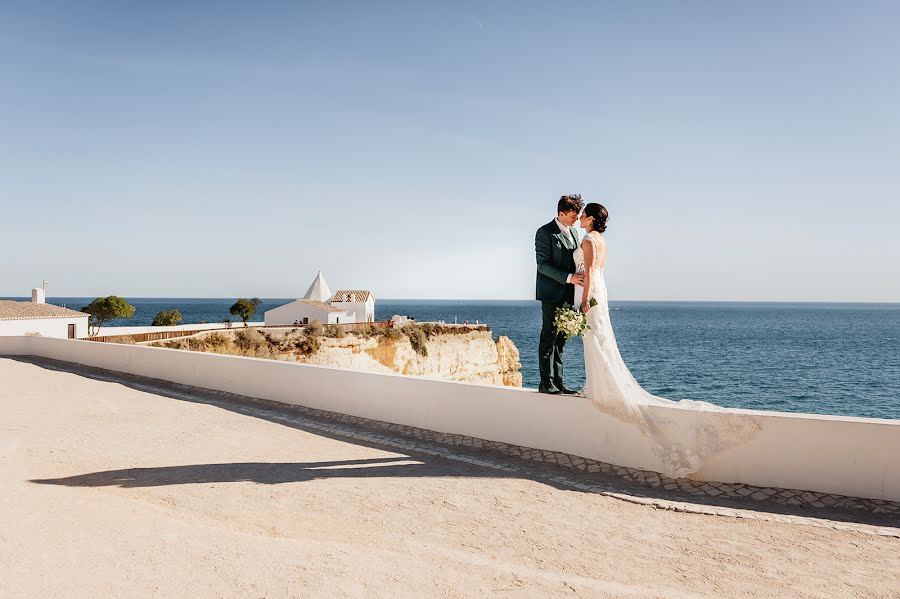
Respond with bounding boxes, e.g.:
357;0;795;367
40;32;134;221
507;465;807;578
302;271;332;302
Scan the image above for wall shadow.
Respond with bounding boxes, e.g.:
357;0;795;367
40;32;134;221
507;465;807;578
30;458;461;488
9;355;899;532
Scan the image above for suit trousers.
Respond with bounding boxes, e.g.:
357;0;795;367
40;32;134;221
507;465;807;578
538;300;568;387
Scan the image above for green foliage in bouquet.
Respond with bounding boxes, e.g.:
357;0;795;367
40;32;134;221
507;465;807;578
553;298;598;340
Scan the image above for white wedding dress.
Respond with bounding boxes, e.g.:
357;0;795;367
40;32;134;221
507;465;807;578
573;232;761;479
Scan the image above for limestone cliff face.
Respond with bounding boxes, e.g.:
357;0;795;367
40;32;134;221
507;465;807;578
297;330;522;387
495;336;524;387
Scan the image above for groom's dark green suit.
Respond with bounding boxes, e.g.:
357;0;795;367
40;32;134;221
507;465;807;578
535;219;579;391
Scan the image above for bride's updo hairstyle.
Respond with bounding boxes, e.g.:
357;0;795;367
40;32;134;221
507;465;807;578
584;203;609;233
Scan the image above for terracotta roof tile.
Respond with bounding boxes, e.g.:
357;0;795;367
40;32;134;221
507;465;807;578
331;290;374;303
0;300;88;321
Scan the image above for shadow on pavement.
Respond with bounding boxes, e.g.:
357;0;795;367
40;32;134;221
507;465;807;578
11;355;900;532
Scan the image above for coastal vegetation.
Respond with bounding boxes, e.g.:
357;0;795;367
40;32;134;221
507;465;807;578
156;328;299;359
323;323;345;338
306;319;324;336
153;322;491;360
403;323;429;356
80;296;136;337
229;297;262;326
145;321;518;386
151;308;182;327
293;332;321;355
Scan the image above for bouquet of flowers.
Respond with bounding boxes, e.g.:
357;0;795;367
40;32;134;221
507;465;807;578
553;298;597;340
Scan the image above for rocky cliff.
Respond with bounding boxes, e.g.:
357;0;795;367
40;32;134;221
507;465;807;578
154;325;522;387
298;329;522;386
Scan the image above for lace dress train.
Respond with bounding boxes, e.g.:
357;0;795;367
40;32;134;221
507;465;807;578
574;233;761;479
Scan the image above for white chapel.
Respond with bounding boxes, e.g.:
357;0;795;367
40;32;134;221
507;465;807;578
263;272;375;326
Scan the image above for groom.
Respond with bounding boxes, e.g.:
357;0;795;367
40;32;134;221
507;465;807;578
535;194;585;395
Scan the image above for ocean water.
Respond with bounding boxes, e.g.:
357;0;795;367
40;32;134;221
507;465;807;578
12;297;900;420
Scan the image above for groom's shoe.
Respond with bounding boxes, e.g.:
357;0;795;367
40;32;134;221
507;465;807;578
553;380;579;395
538;381;561;395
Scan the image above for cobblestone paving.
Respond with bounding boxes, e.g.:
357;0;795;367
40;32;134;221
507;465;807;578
267;405;900;536
25;358;900;538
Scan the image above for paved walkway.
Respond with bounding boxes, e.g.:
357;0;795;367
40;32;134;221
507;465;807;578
1;357;898;598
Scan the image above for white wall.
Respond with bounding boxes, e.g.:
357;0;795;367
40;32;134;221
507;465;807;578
331;298;374;323
0;336;28;354
264;301;351;326
95;322;264;337
2;336;899;502
0;317;87;338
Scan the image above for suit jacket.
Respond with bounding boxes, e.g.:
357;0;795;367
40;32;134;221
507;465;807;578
535;220;579;302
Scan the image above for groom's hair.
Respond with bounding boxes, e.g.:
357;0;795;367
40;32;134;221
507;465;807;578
557;194;583;214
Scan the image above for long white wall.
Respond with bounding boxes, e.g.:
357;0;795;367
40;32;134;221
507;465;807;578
0;317;87;338
95;322;264;337
2;336;899;502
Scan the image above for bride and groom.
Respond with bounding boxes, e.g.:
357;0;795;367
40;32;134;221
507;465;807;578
535;193;606;396
535;194;760;478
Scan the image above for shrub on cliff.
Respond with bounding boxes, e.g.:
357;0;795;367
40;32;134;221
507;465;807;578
185;337;208;351
383;326;403;341
294;334;321;355
306;320;324;337
202;332;229;351
324;324;345;338
234;328;268;352
402;324;428;357
429;323;490;335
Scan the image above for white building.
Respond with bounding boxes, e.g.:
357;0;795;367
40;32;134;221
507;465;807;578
264;272;353;326
0;288;88;338
264;299;350;326
301;271;332;303
330;290;375;323
390;314;412;326
264;272;377;327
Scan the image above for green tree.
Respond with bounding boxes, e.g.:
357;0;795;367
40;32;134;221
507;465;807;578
151;308;182;327
80;296;136;337
229;297;262;326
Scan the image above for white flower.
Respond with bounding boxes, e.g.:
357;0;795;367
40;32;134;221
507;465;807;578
553;305;589;340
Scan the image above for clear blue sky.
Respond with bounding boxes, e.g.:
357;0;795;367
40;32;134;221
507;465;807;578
1;1;898;301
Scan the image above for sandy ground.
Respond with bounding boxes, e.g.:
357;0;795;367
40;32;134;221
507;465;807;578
1;357;898;599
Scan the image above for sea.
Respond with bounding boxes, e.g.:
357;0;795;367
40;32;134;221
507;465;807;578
10;297;899;420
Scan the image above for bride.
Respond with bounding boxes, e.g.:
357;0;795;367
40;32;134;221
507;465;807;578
573;203;760;479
